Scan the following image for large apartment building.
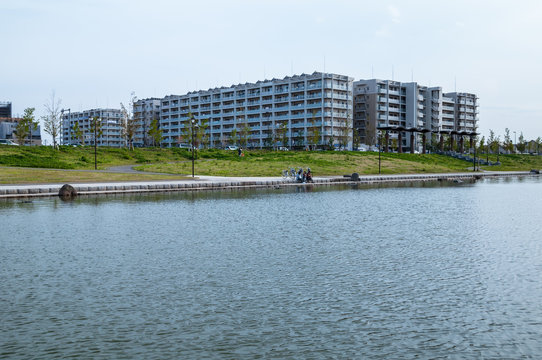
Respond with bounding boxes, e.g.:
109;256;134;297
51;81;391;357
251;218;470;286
353;79;478;151
61;108;125;147
160;72;353;149
133;98;161;147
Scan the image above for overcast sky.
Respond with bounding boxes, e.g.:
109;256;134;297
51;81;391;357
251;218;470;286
2;0;541;142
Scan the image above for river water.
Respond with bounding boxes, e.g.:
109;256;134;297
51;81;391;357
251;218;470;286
1;177;542;359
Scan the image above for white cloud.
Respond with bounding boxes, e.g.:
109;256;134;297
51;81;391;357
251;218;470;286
388;5;400;23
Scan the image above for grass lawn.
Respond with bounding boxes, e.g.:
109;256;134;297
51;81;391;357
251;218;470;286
134;151;474;176
1;145;541;183
0;145;192;170
0;167;190;184
477;153;542;171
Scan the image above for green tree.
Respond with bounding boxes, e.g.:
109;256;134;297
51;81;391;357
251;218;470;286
148;118;163;147
503;128;513;153
308;112;321;150
391;138;398;152
517;132;526;153
230;128;239;146
338;114;352;150
13;121;28;146
478;135;485;153
276;122;288;148
353;129;361;150
14;107;37;145
239;122;251;148
72;122;85;145
197;118;210;149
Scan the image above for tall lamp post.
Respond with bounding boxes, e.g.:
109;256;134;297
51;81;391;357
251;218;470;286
378;130;382;174
191;118;199;178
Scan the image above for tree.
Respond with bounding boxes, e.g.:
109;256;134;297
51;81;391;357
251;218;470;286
72;122;85;146
503;128;513;153
230;128;239;146
120;92;138;150
13;108;36;145
353;129;361;150
195;118;209;149
13;121;28;146
148;118;163;147
338;114;352;150
478;136;485;153
308;112;321;150
239;122;251;148
276;122;288;148
365;113;376;146
488;130;500;155
89;116;103;170
42;92;62;148
517;132;526;153
328;135;335;150
536;137;542;155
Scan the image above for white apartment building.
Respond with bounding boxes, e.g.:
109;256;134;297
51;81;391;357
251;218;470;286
133;98;161;147
61;108;125;147
160;72;353;149
353;79;479;151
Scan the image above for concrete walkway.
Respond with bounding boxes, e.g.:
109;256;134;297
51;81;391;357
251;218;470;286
0;171;535;198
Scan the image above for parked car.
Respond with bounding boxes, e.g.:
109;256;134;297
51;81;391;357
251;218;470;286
225;145;239;150
0;139;19;146
278;146;289;151
178;143;191;149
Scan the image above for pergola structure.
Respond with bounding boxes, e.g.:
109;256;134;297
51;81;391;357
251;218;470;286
377;126;478;154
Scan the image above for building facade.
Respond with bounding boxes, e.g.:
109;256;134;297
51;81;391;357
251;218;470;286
353;79;479;151
160;72;353;149
0;118;41;145
61;108;125;147
133;98;161;147
0;101;12;118
1;101;42;145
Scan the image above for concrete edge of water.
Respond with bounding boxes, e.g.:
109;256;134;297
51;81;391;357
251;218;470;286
0;171;536;199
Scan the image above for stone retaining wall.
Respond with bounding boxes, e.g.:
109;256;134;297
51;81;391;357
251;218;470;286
0;172;534;199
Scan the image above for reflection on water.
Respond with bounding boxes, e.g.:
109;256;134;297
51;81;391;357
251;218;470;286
1;176;541;358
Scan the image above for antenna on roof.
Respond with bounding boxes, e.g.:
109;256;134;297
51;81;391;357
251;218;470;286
454;76;457;92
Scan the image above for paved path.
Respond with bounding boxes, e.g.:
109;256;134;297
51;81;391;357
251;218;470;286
0;171;535;198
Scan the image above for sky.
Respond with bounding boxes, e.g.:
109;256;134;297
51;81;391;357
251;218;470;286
2;0;541;143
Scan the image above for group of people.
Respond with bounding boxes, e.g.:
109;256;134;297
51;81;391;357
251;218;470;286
296;168;313;183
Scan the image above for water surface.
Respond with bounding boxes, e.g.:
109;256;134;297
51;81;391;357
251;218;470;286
1;177;542;358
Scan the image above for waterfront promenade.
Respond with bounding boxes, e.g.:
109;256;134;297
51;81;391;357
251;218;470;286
0;171;533;198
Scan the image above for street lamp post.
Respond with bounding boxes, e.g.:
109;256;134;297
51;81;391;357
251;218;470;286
514;131;516;153
191;118;199;177
378;130;382;174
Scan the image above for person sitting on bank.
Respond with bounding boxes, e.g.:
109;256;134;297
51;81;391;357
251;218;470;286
306;168;313;183
296;168;304;183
